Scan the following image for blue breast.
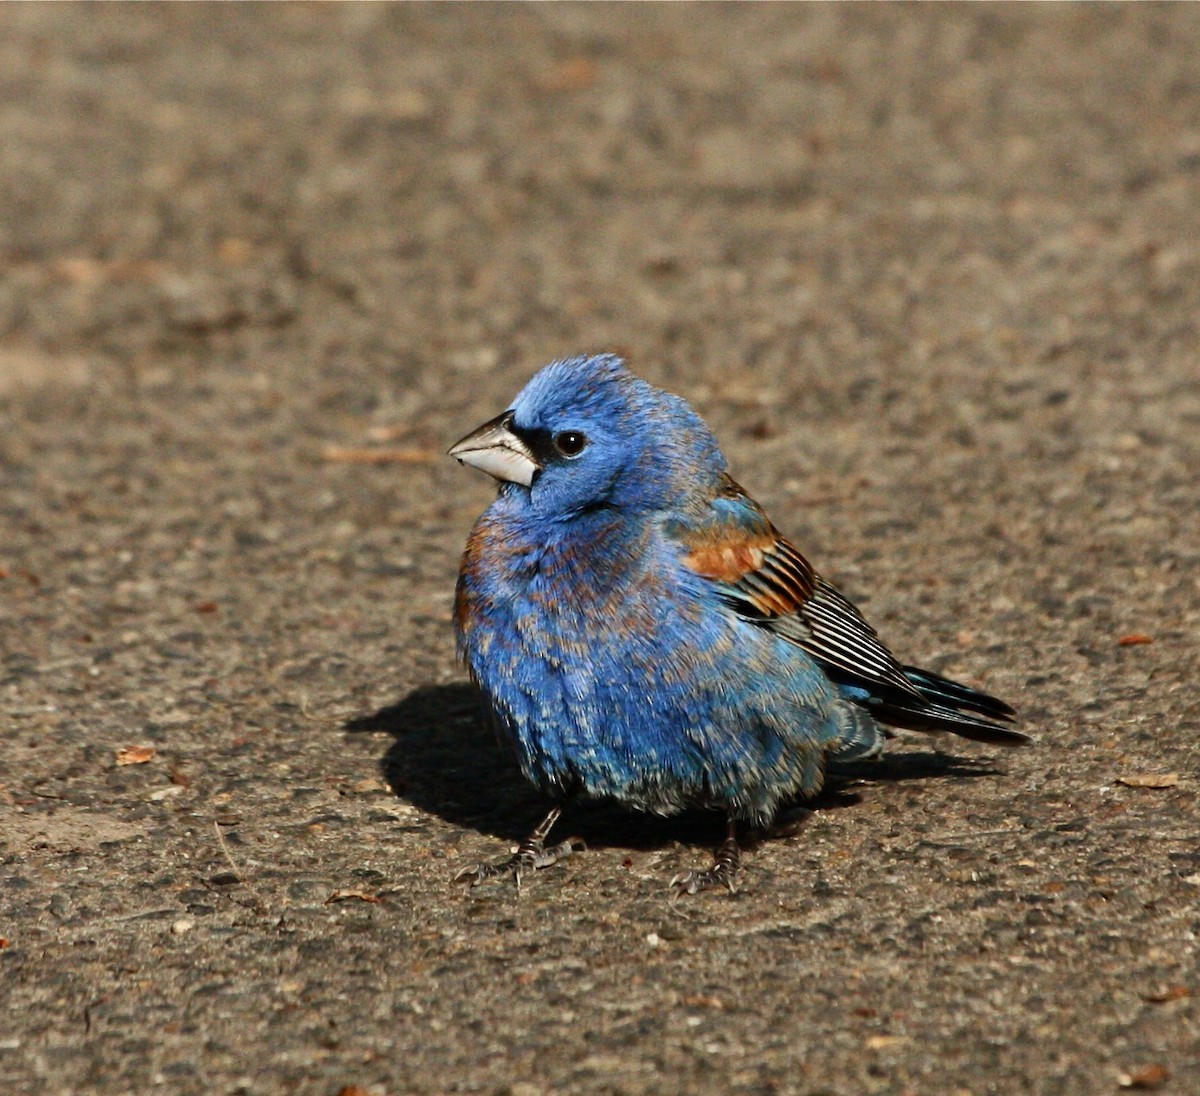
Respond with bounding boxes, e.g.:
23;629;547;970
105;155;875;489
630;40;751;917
456;499;849;824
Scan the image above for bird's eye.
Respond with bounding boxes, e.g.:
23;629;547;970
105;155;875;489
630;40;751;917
553;431;588;457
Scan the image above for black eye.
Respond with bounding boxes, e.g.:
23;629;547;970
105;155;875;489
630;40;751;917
553;431;588;457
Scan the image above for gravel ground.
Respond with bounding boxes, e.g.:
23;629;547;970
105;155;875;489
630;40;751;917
2;5;1198;1095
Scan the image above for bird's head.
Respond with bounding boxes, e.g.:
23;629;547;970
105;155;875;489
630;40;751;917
449;354;727;519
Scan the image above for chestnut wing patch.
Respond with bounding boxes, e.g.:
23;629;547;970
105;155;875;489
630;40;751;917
683;534;814;617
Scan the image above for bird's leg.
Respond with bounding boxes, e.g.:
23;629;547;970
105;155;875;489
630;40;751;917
455;805;586;891
671;814;742;897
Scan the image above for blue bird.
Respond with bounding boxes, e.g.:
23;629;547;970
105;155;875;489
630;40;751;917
449;354;1027;895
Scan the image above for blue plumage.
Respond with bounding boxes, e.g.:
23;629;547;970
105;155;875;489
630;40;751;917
450;354;1026;895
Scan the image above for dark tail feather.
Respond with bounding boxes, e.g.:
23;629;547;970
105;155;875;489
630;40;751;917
864;695;1030;746
851;665;1029;747
901;666;1018;723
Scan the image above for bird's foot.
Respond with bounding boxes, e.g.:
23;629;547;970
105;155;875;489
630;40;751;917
454;806;585;891
455;835;586;890
670;827;741;898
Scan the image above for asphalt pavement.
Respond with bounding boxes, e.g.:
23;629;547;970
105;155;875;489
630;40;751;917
1;5;1198;1095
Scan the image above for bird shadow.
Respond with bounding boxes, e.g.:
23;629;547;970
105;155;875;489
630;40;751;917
345;682;1003;853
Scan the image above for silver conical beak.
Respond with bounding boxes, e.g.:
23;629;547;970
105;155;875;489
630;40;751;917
448;411;541;487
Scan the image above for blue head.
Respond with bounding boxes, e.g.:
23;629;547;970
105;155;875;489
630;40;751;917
449;354;727;519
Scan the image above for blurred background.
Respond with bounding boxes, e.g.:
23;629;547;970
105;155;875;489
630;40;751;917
2;6;1198;1095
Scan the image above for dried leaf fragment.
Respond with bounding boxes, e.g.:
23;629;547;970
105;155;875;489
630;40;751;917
1119;1064;1170;1089
1142;985;1190;1003
1117;773;1180;789
116;746;156;766
325;889;381;905
217;237;253;265
535;57;599;93
322;446;438;465
350;777;387;795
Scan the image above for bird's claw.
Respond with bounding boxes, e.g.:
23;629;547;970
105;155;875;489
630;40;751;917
669;828;742;899
455;836;586;891
669;862;740;898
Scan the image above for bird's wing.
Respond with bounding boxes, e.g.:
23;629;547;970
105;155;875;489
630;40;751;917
668;476;1025;745
671;476;920;697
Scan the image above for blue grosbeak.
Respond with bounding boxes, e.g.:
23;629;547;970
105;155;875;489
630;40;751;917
450;354;1026;895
